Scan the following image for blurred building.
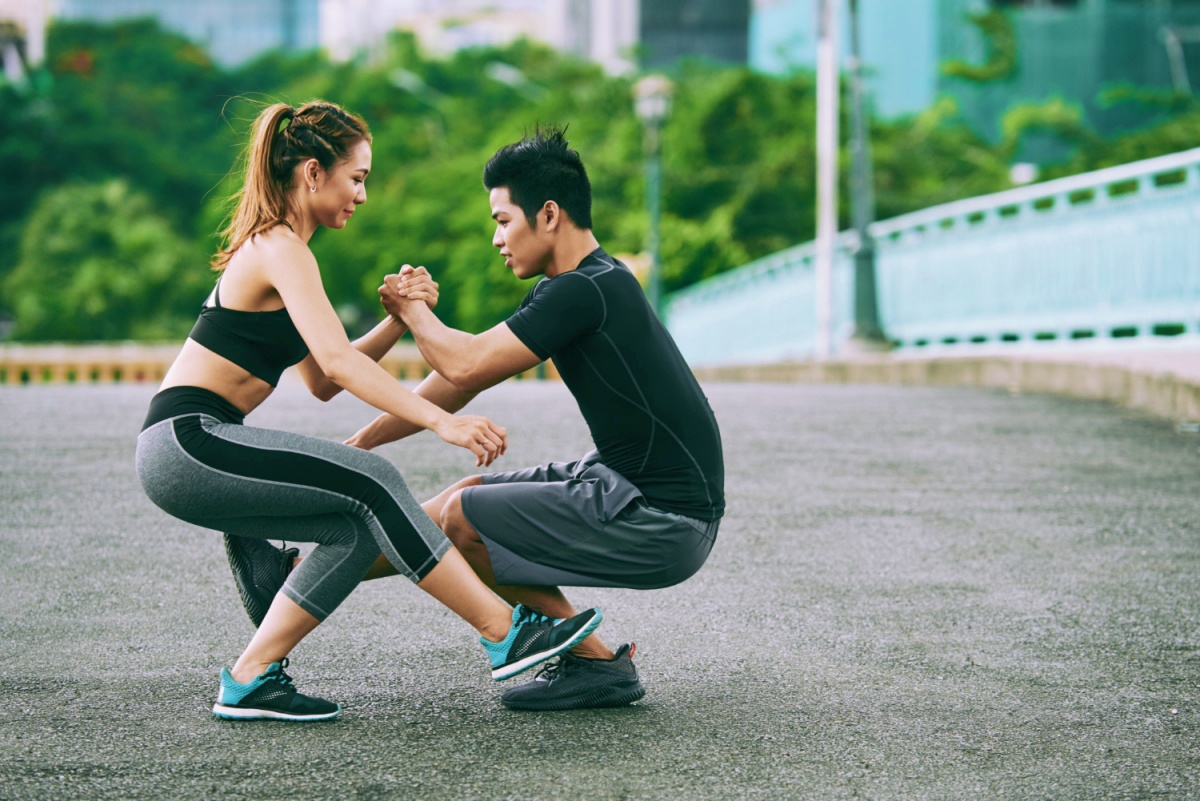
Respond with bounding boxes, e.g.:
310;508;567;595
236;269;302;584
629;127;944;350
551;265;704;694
51;0;319;65
752;0;939;117
950;0;1200;148
321;0;551;62
4;0;751;75
638;0;750;67
752;0;1200;154
555;0;640;74
322;0;746;72
0;0;52;79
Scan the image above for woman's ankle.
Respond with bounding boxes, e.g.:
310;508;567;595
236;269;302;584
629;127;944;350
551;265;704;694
230;661;270;684
479;616;512;644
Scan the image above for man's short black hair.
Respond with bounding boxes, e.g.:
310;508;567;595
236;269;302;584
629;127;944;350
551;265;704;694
483;126;593;230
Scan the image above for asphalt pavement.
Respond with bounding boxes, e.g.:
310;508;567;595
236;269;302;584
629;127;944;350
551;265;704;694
0;380;1197;800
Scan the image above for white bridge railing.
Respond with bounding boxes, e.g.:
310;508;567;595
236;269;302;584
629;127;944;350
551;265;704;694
664;148;1200;365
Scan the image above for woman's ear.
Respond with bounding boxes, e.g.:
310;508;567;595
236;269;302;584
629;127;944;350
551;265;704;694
302;158;322;192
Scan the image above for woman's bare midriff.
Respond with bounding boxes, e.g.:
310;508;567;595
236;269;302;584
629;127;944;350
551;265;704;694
159;338;277;414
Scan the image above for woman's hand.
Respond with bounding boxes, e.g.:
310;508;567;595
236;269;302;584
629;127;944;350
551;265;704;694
434;414;508;467
380;265;438;317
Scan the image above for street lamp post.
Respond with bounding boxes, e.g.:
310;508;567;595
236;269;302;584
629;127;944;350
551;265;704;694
848;0;885;348
634;75;673;319
814;0;839;360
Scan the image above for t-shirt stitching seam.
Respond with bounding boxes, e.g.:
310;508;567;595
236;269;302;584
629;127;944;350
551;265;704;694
514;252;721;516
514;264;612;356
576;345;717;512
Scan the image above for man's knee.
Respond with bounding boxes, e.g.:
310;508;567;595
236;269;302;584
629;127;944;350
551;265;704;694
440;488;481;550
463;475;485;490
423;475;483;529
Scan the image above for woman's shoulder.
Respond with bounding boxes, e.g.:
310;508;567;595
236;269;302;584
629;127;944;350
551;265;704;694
234;225;314;268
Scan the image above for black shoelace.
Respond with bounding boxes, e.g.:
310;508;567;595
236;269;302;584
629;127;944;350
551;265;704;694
533;653;582;682
515;605;554;627
266;657;295;686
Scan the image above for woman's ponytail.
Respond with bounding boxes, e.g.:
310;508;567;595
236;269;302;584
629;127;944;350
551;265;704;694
212;101;368;270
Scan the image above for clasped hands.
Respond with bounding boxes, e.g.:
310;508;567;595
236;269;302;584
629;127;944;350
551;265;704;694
379;264;437;321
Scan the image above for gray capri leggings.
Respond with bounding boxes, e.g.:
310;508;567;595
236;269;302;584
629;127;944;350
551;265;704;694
135;386;450;621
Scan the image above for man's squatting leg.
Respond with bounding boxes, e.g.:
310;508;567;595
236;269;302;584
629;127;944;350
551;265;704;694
361;475;616;660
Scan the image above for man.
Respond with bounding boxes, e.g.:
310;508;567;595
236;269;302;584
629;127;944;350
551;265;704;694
230;128;725;710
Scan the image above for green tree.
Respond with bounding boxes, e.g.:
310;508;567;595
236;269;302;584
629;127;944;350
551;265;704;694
6;19;1200;342
0;19;237;290
31;20;234;225
941;9;1017;84
657;66;818;289
871;97;1012;219
5;180;208;341
1040;103;1200;178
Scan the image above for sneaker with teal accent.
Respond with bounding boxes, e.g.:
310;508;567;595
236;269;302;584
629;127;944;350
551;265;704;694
212;658;341;721
482;604;603;681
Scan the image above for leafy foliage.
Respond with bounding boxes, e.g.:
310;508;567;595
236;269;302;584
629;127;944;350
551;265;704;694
5;180;209;341
0;19;1196;341
941;9;1017;84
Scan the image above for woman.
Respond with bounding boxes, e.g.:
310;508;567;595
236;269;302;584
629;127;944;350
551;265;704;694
135;101;601;722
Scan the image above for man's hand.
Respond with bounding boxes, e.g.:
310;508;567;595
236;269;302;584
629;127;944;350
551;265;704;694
380;265;437;320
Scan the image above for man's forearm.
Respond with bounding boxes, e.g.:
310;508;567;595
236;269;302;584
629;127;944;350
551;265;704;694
400;303;479;384
345;371;476;450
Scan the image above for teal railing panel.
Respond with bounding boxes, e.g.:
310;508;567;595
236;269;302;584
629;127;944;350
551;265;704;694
873;148;1200;347
663;237;856;365
664;147;1200;364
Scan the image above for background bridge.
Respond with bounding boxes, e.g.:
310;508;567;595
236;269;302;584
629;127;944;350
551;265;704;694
665;147;1200;365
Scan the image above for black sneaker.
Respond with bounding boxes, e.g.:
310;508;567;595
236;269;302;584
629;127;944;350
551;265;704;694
501;643;646;711
481;604;603;681
223;535;297;627
212;658;341;721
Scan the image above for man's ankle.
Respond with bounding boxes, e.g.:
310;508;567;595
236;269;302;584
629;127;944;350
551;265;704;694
570;643;616;661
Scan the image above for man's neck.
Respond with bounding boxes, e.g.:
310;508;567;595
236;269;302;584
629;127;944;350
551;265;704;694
545;229;601;279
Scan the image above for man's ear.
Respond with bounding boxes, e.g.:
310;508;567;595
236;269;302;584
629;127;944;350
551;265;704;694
541;201;561;232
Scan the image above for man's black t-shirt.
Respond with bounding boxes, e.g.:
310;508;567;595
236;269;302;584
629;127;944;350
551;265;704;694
504;248;725;521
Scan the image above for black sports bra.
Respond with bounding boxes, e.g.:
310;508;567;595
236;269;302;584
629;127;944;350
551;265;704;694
187;276;309;387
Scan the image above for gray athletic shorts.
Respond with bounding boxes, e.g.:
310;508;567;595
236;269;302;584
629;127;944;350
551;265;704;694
459;450;719;589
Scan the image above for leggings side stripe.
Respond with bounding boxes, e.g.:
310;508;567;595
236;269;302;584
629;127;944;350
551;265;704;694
171;416;440;581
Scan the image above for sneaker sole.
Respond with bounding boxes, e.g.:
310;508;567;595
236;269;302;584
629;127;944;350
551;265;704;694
224;536;269;628
212;703;342;722
491;610;603;681
224;538;296;628
502;680;647;711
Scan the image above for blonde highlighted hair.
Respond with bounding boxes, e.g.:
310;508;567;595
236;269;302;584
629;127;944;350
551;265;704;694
213;100;371;270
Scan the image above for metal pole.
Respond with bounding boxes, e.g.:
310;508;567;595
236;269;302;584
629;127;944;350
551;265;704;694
848;0;884;345
635;75;672;319
646;118;663;318
815;0;839;360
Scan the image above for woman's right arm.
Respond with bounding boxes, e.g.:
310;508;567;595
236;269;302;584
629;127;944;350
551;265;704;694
266;244;506;465
345;372;478;450
294;314;408;401
296;265;439;401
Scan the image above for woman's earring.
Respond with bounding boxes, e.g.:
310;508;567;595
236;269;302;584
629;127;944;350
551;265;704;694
310;186;316;193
